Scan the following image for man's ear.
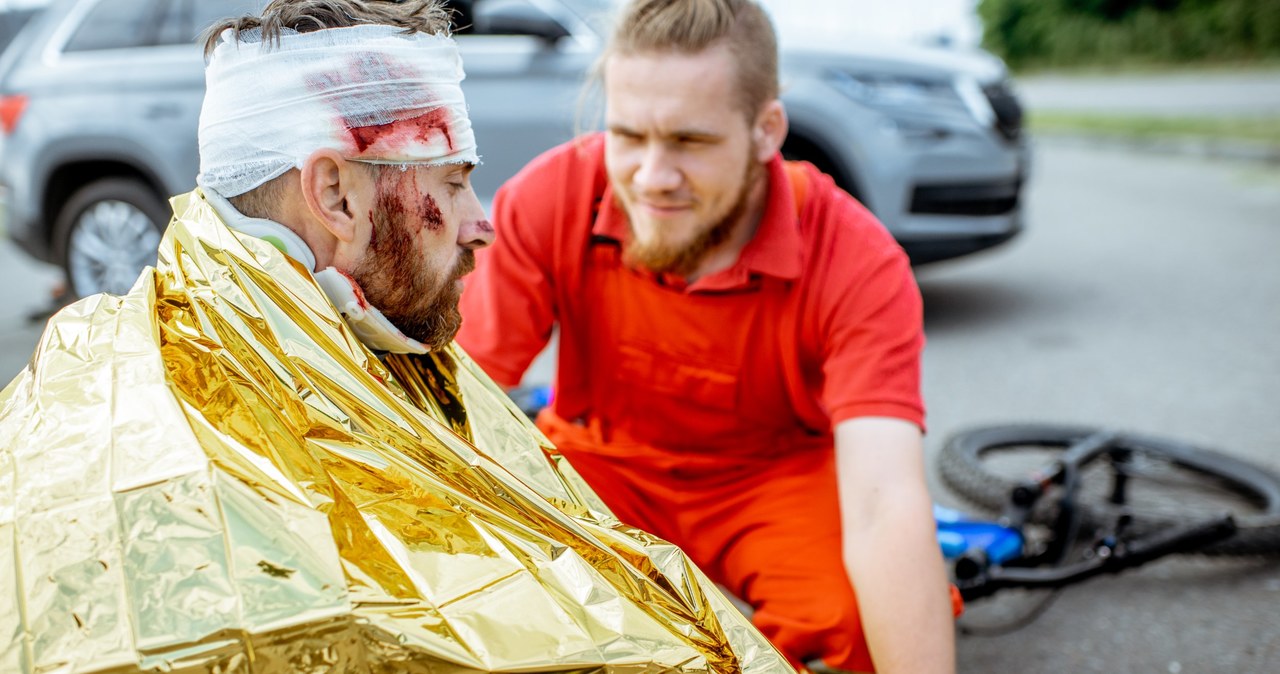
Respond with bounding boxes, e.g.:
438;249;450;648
299;148;366;244
752;99;789;163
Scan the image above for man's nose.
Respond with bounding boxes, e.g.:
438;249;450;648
633;143;681;193
457;188;494;249
460;218;495;250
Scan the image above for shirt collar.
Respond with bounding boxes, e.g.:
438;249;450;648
737;154;804;281
592;152;804;289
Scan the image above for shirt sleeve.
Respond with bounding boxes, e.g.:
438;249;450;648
818;216;926;430
456;171;559;388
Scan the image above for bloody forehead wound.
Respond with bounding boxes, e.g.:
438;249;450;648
305;53;456;156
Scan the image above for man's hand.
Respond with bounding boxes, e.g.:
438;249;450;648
835;417;956;674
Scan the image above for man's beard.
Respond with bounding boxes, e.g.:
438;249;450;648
351;174;474;350
621;153;761;277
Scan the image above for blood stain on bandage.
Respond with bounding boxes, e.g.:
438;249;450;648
415;107;455;150
304;53;454;156
349;123;396;154
347;110;454;155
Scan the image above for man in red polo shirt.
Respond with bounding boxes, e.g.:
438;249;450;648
458;0;958;671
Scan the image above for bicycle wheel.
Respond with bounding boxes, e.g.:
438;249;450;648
938;424;1280;556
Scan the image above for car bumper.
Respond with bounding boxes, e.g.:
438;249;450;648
887;136;1030;265
897;210;1023;265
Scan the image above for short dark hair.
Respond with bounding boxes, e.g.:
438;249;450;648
201;0;451;57
603;0;779;118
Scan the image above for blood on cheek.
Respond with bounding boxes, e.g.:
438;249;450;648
371;170;447;241
420;193;444;233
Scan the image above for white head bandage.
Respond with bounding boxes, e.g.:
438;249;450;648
198;24;478;197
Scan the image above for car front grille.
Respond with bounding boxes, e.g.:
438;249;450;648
910;180;1020;217
983;81;1023;143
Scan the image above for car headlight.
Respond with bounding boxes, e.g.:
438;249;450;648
953;76;997;127
826;69;993;126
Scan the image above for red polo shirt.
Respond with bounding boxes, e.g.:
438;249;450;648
458;133;924;458
459;135;939;671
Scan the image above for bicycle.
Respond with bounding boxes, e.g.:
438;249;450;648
935;423;1280;607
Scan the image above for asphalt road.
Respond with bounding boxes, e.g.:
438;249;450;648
919;140;1280;673
2;140;1279;671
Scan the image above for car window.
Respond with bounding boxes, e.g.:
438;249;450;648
559;0;617;29
154;0;191;46
190;0;265;39
459;0;570;37
446;0;476;34
156;0;266;47
0;8;41;53
63;0;163;52
63;0;264;52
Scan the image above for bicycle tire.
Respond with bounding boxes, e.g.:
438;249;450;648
938;424;1280;556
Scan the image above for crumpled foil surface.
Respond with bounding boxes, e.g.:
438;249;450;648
0;191;792;674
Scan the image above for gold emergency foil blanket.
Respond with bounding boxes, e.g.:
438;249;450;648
0;191;793;674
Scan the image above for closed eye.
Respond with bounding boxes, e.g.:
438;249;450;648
447;164;476;192
674;134;716;146
608;126;644;142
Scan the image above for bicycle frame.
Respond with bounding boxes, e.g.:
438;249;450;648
938;431;1237;601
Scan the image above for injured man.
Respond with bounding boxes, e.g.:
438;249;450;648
0;1;790;672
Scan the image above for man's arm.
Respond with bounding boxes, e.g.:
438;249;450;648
835;416;955;674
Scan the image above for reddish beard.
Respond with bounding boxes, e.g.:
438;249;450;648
351;169;473;350
621;152;762;277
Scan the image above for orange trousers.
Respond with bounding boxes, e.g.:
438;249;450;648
540;412;962;672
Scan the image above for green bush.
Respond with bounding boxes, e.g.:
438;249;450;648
979;0;1280;68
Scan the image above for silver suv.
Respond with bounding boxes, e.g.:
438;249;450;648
0;0;1027;298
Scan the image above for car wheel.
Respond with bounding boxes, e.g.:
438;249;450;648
53;178;168;298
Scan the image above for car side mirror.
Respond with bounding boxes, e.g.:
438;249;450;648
474;0;571;43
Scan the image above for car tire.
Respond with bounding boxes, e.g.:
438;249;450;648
53;177;168;298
